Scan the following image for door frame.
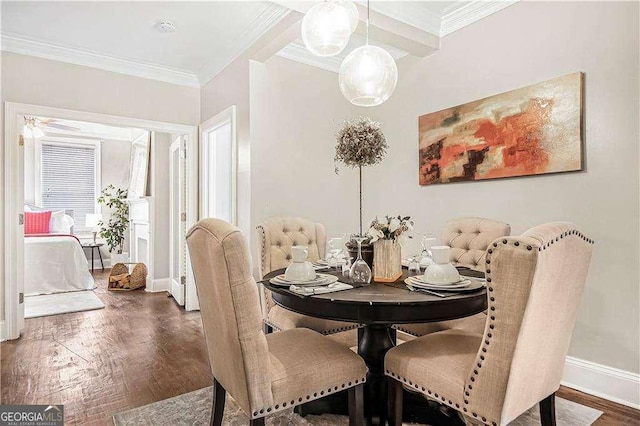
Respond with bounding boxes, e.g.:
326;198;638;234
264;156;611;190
3;102;200;341
199;105;237;225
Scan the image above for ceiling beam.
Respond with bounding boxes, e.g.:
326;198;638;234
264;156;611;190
269;0;439;57
250;10;304;63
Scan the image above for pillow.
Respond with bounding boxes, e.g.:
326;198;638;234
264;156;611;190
50;210;74;234
24;211;52;234
24;203;47;212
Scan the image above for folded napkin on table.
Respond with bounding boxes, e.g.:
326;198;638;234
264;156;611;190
289;282;353;296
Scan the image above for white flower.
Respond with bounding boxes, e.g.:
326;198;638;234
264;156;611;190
388;217;401;233
368;227;384;243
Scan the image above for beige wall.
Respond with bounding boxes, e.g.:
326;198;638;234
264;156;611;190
200;55;252;253
150;132;173;280
1;52;200;125
248;1;639;373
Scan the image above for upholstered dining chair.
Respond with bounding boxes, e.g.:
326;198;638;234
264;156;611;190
385;222;594;426
187;219;367;426
257;216;358;336
397;217;511;338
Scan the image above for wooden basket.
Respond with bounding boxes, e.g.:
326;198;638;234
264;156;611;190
108;262;147;291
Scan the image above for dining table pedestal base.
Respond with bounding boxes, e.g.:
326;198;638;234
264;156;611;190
358;324;396;424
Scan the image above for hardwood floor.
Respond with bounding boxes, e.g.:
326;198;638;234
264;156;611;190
1;270;212;425
2;270;639;425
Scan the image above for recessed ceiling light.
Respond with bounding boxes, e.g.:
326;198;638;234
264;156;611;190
154;20;176;33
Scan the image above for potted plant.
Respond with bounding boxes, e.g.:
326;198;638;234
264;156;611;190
334;117;388;268
368;215;414;282
97;184;130;264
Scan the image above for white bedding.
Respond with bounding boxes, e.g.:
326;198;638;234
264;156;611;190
25;236;95;296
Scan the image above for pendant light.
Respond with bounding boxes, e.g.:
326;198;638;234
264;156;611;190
302;1;359;57
339;0;398;106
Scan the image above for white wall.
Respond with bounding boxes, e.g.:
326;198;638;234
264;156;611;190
248;0;639;375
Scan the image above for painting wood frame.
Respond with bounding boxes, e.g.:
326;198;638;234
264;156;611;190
418;72;584;186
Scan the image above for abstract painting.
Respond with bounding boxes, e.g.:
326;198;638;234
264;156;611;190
418;72;583;185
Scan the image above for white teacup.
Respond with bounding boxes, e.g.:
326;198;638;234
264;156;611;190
423;246;460;285
285;246;315;282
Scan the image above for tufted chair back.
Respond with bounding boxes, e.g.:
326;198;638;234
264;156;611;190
186;219;273;415
441;217;511;271
464;222;593;425
257;216;327;277
256;217;327;316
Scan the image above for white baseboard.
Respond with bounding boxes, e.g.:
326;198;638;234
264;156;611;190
0;320;5;342
562;356;640;409
146;277;170;293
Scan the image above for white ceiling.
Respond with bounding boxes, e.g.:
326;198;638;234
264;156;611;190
1;1;517;87
1;1;289;86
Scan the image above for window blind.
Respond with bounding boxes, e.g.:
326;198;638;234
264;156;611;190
41;143;97;232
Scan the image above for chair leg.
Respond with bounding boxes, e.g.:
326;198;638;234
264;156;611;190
387;378;403;426
348;383;364;426
211;378;226;426
250;418;265;426
539;392;556;426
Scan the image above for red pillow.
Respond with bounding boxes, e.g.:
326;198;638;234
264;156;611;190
24;211;52;235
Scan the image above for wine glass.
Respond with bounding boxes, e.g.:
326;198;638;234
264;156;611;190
349;236;372;284
420;233;437;266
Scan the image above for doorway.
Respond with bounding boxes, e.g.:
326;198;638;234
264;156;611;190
3;103;199;341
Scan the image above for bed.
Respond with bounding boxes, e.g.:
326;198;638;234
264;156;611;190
23;206;95;296
25;234;95;296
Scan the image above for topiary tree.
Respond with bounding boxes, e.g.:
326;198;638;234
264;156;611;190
97;184;129;254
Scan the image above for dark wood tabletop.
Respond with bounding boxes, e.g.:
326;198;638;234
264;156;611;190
262;269;488;325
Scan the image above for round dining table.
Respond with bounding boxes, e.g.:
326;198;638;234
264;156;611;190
262;268;488;424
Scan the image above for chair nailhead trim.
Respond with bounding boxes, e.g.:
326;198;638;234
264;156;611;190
253;377;366;420
451;227;593;426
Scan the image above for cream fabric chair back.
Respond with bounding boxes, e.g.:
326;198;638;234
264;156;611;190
441;217;511;271
257;216;327;277
465;222;593;424
186;219;273;415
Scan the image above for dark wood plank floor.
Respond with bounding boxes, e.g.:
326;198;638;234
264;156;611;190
2;270;639;425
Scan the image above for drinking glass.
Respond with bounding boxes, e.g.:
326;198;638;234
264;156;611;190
327;236;346;270
408;255;422;275
349;236;372;284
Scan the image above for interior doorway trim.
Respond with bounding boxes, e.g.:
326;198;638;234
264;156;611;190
3;102;200;341
199;105;237;224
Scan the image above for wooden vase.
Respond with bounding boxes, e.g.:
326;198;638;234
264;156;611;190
373;239;402;282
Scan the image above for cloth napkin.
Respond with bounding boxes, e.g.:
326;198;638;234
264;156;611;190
289;282;353;296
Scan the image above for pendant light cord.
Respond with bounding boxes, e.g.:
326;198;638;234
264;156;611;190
366;0;370;45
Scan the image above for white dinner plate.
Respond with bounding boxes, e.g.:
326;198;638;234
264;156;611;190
270;273;339;287
405;276;471;289
406;279;485;293
407;275;471;287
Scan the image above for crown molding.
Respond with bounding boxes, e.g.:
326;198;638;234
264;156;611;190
1;34;200;88
360;1;443;36
196;4;290;85
441;0;520;36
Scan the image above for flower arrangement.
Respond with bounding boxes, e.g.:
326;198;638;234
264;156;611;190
335;117;388;236
367;215;414;243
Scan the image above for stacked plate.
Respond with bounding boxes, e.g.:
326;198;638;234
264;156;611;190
270;273;339;287
404;275;484;292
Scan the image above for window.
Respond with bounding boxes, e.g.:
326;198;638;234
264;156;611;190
38;139;100;232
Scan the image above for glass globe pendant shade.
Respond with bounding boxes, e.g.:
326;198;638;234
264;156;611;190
339;45;398;106
302;1;359;57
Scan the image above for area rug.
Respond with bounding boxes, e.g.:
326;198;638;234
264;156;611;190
24;290;105;318
112;386;602;426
